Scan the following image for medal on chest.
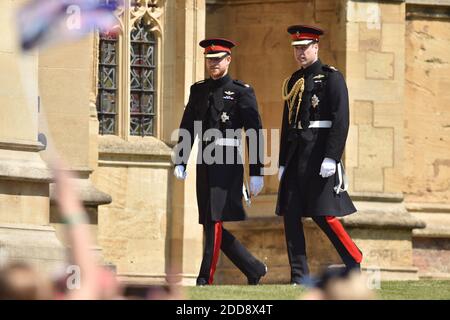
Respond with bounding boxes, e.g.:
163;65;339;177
311;94;320;109
223;90;235;100
221;112;230;123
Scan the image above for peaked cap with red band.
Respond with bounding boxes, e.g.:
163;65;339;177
199;38;236;58
287;25;324;46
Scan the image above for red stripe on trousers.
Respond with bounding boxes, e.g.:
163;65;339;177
325;216;362;263
208;221;223;284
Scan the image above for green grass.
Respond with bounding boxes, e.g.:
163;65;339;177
378;281;450;300
186;281;450;300
187;285;304;300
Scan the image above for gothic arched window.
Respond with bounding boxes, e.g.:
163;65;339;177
130;19;156;136
96;0;162;138
97;31;118;135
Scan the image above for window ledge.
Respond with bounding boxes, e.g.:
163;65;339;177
98;135;172;159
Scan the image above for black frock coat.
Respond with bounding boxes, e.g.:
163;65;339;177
276;60;356;218
175;74;264;224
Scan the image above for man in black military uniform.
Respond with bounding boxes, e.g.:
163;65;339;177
276;25;363;285
173;38;267;286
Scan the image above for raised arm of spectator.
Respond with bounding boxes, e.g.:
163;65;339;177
51;160;101;300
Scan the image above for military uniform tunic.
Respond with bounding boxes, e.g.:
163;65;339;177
176;74;264;225
276;59;356;218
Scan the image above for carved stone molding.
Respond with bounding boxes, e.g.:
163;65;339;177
206;0;298;5
406;2;450;19
130;0;165;34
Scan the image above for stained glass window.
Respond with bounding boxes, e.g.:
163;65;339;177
97;31;118;135
130;19;156;137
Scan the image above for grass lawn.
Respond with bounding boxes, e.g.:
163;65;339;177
186;281;450;300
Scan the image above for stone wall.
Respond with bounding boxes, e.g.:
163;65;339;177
38;37;92;169
0;0;65;273
344;1;406;194
93;136;173;283
404;8;450;204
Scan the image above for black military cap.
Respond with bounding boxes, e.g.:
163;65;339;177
287;25;324;46
199;38;236;59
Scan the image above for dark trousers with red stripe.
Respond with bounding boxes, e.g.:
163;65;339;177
284;213;362;283
197;214;266;285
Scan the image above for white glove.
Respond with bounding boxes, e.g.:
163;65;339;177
250;176;264;196
319;157;336;178
174;165;187;180
278;166;285;181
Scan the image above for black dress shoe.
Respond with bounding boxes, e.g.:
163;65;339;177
348;263;361;273
290;275;313;286
196;278;209;286
290;279;303;286
247;263;268;285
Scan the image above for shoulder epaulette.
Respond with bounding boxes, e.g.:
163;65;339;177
195;79;206;84
233;79;251;88
322;65;338;72
193;79;206;86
